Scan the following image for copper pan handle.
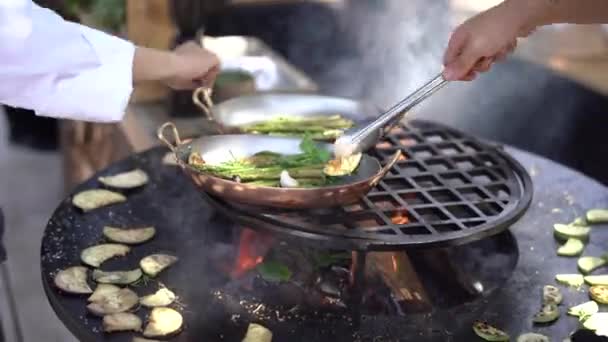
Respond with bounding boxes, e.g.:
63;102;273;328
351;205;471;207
157;122;183;153
192;87;214;120
370;150;402;187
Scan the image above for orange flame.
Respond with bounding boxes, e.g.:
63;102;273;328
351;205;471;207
231;228;274;279
391;212;410;225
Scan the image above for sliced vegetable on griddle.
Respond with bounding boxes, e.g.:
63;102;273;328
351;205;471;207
557;238;585;257
542;285;563;305
103;226;156;245
472;321;509;342
516;332;549;342
143;307;183;338
54;266;93;294
578;256;607;274
98;169;149;189
589;285;608;304
93;268;143;285
140;254;178;277
553;224;591;240
584;274;608;286
72;189;126;212
133;338;161;342
582;312;608;331
555;274;585;288
80;244;130;267
586;209;608;224
87;287;139;316
532;303;560;323
140;288;176;308
242;323;273;342
88;284;121;302
567;301;599;319
103;312;142;333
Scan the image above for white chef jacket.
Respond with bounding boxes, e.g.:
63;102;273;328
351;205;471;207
0;0;135;122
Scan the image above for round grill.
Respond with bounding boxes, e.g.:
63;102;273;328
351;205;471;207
204;119;533;250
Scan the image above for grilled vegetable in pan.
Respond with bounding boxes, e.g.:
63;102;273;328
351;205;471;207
103;226;156;245
54;266;93;294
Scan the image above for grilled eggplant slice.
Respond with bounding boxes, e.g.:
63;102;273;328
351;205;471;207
103;226;156;245
242;323;273;342
88;284;121;302
93;269;143;285
140;288;176;308
54;266;93;294
567;301;598;319
590;285;608;304
532;304;560;323
140;254;178;277
516;333;549;342
578;256;607;274
99;169;149;189
72;189;126;212
586;209;608;224
585;275;608;286
81;244;130;267
472;321;509;341
555;274;585;288
557;238;585;257
143;307;183;338
87;287;139;316
103;312;143;333
543;285;563;305
553;224;591;240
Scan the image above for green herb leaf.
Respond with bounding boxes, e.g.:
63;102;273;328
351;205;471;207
256;260;292;282
299;135;331;164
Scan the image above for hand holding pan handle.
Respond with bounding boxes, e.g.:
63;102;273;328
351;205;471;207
192;87;214;120
369;150;402;187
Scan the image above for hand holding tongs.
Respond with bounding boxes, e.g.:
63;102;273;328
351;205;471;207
335;73;448;157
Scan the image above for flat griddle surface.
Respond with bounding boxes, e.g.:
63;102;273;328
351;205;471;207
41;146;608;342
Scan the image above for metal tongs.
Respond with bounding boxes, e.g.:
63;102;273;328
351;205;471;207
335;73;448;157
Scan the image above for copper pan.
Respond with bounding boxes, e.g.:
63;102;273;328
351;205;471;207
157;122;400;209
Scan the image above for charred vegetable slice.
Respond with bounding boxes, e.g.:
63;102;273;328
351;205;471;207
553;224;591;240
93;269;143;285
103;313;142;333
323;153;362;176
54;266;93;294
578;256;607;274
80;244;130;267
543;285;563;305
88;284;121;302
532;304;560;323
472;321;509;341
586;209;608;224
582;312;608;331
516;333;549;342
140;254;178;277
103;226;156;245
557;238;585;256
589;285;608;304
98;169;149;189
242;323;273;342
72;189;126;212
584;275;608;286
143;307;183;338
555;274;585;288
567;301;599;319
140;288;176;308
87;287;139;316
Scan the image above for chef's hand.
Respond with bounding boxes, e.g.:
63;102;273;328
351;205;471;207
133;41;220;90
442;1;538;81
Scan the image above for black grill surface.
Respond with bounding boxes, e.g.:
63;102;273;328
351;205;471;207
205;119;533;250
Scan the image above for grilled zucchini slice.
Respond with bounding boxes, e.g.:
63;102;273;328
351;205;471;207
557;238;585;257
578;256;607;274
92;269;143;285
555;274;585;288
54;266;93;294
87;287;139;316
532;304;560;323
242;323;273;342
472;321;509;341
584;275;608;286
140;288;176;308
586;209;608;224
80;244;130;267
516;333;549;342
140;254;178;277
72;189;126;212
103;312;142;333
567;301;598;319
143;307;183;338
103;226;156;245
553;223;591;240
98;169;149;189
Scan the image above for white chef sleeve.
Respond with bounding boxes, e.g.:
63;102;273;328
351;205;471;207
0;0;135;122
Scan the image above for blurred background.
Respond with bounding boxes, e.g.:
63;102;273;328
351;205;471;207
2;0;608;341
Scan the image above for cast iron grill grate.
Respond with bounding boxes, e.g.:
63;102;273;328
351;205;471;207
205;119;533;250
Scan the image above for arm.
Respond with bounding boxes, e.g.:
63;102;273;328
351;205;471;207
442;0;608;81
0;1;219;123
